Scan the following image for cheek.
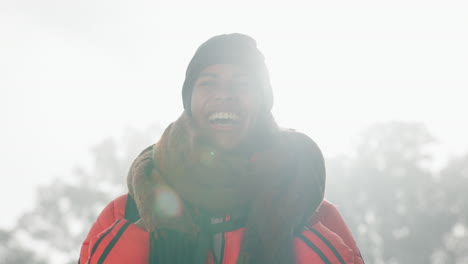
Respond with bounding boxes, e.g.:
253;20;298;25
242;93;262;118
190;91;203;115
190;91;211;130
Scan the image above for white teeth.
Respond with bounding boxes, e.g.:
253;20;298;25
208;112;239;121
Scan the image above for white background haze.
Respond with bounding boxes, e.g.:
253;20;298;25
1;0;467;228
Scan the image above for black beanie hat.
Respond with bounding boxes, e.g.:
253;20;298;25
182;33;273;114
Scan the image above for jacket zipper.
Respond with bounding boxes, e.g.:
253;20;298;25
217;231;226;264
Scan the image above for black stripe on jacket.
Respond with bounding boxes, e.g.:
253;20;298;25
89;219;122;260
308;227;347;264
297;233;331;264
97;221;132;264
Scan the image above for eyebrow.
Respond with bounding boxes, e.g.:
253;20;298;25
198;73;218;78
198;73;248;78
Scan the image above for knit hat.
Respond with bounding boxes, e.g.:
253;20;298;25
182;33;273;114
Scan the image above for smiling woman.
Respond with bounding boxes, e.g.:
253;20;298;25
183;34;273;153
191;64;263;150
79;33;364;264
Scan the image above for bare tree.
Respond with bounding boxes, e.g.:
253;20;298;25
10;125;161;263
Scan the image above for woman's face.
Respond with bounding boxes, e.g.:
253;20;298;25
190;64;262;151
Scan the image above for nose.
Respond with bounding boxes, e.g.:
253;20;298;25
213;84;238;102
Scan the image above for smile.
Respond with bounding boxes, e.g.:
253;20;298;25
208;112;241;130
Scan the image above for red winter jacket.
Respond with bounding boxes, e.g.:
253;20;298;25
79;194;364;264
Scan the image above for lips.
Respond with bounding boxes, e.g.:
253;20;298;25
207;111;241;130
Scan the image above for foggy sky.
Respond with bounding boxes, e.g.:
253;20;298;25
1;0;467;227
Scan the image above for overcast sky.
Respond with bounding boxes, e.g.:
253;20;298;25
1;0;467;228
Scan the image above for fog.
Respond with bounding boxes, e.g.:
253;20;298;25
1;0;467;263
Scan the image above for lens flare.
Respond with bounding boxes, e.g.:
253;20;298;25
200;150;216;166
154;185;182;217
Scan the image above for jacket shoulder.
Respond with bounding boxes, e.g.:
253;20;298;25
86;219;150;264
296;221;354;264
101;194;128;223
311;200;365;264
79;194;131;264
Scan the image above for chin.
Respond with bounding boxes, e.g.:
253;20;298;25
211;134;247;151
215;140;242;151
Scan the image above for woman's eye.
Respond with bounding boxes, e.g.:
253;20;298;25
199;80;216;86
232;81;251;90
